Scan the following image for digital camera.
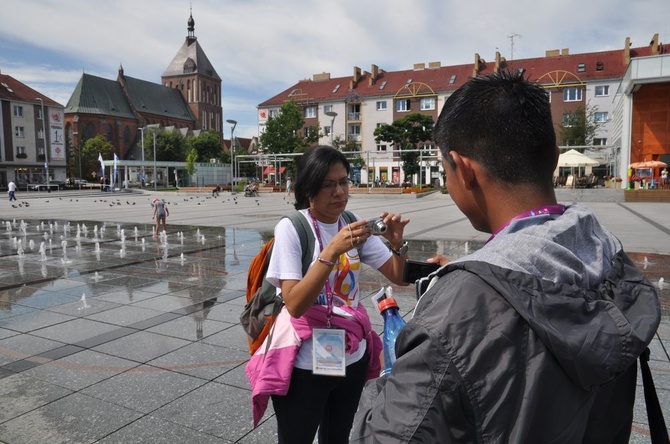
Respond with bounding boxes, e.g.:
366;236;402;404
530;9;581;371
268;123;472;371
366;217;387;235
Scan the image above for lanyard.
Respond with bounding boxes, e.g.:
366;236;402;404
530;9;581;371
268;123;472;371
308;210;343;327
487;204;566;243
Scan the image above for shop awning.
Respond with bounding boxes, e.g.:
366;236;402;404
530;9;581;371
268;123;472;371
263;166;286;175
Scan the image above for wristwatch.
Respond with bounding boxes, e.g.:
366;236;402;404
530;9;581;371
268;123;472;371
390;241;409;256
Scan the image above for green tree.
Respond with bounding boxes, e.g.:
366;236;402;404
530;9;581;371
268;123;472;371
259;100;307;154
81;135;114;180
374;113;434;182
143;129;187;162
560;104;603;147
186;148;198;186
333;136;365;170
186;130;223;161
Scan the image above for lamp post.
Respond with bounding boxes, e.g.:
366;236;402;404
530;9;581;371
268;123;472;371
325;111;337;146
73;115;81;189
153;131;157;191
226;119;237;193
139;127;145;188
36;97;49;192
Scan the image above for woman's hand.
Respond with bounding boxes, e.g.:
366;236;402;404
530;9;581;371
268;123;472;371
320;219;373;261
378;212;410;250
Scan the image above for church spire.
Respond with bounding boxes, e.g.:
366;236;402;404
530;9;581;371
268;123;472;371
186;6;196;44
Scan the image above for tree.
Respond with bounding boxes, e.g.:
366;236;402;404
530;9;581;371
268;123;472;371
186;130;223;161
333;136;365;170
143;128;187;162
81;135;114;180
259;100;308;154
374;113;434;182
186;148;198;186
560;104;604;147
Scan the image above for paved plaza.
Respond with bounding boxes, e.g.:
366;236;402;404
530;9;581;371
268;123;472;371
0;189;668;443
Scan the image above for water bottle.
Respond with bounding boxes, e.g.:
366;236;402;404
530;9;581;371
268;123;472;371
379;297;406;377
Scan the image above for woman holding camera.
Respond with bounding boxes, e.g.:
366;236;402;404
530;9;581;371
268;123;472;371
259;145;409;444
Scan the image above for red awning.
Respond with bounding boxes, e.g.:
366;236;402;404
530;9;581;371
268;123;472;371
262;166;286;175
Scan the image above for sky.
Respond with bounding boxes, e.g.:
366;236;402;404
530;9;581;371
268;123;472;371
1;0;669;139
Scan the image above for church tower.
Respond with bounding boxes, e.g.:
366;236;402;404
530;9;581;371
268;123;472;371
162;9;222;136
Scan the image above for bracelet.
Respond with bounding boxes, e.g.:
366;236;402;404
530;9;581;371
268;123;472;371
317;256;336;267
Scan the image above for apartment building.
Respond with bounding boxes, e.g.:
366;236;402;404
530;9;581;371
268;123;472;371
0;72;66;189
258;34;669;186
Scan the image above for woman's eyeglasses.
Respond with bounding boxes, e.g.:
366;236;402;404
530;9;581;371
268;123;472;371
321;179;353;191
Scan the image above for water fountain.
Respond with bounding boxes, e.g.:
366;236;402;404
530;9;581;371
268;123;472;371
17;239;25;258
61;240;71;264
93;271;102;282
78;293;91;310
5;221;11;233
93;225;99;241
76;224;81;239
180;252;185;266
201;235;206;245
81;224;88;236
134;227;139;241
39;242;47;261
28;239;35;250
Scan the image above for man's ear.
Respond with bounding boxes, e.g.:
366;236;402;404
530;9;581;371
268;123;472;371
450;151;477;190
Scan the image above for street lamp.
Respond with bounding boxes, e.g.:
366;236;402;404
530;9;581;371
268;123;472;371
325;111;337;146
226;119;237;193
36;97;49;192
153;131;157;191
73;115;81;189
139;127;145;188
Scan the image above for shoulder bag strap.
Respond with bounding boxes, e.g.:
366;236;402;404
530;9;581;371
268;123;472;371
640;347;670;444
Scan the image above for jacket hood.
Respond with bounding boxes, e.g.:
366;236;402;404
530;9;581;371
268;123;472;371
445;205;660;390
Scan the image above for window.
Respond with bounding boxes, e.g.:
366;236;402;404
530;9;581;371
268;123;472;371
420;97;436;111
376;101;387;111
13;105;23;117
324;105;333;114
16;146;25;155
349;124;361;135
563;87;582;102
594;112;608;122
562;113;576;127
324;126;332;136
594;85;609;97
596;61;604;71
15;126;25;138
304;107;316;118
593;138;607;146
396;99;410;112
377;144;387;152
577;63;586;73
36;107;43;119
37;129;44;139
449;74;456;84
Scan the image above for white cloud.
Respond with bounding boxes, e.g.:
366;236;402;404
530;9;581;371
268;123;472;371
1;0;669;138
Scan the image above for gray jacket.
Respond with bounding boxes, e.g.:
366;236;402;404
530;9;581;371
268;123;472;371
350;205;660;443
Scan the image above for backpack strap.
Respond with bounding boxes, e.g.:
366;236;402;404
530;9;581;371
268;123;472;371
285;211;315;276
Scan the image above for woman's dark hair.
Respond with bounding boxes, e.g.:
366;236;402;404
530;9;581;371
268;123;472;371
294;145;350;210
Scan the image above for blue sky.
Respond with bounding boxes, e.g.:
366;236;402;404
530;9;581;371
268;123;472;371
1;0;668;139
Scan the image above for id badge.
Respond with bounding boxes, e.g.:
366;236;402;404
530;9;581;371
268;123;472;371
312;328;346;376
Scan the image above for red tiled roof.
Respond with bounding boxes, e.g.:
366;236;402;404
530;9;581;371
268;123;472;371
0;73;61;106
258;43;670;107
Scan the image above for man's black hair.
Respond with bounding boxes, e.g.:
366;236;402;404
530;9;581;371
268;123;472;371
294;145;350;210
434;70;557;187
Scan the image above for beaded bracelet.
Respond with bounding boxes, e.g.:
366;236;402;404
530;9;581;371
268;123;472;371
317;256;336;267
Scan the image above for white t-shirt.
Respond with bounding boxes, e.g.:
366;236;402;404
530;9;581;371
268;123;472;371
266;209;392;369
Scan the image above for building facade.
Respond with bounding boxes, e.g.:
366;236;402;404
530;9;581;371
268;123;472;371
258;34;670;188
63;11;222;175
0;72;66;189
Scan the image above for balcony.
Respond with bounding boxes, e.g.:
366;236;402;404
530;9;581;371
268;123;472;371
348;134;362;142
348;112;361;121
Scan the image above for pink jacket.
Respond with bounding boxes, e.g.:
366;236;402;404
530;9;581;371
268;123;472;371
245;303;382;427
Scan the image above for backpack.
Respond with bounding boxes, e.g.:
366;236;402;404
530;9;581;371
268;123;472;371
240;210;356;355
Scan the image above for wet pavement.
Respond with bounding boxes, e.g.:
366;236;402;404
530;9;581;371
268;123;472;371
0;190;668;443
